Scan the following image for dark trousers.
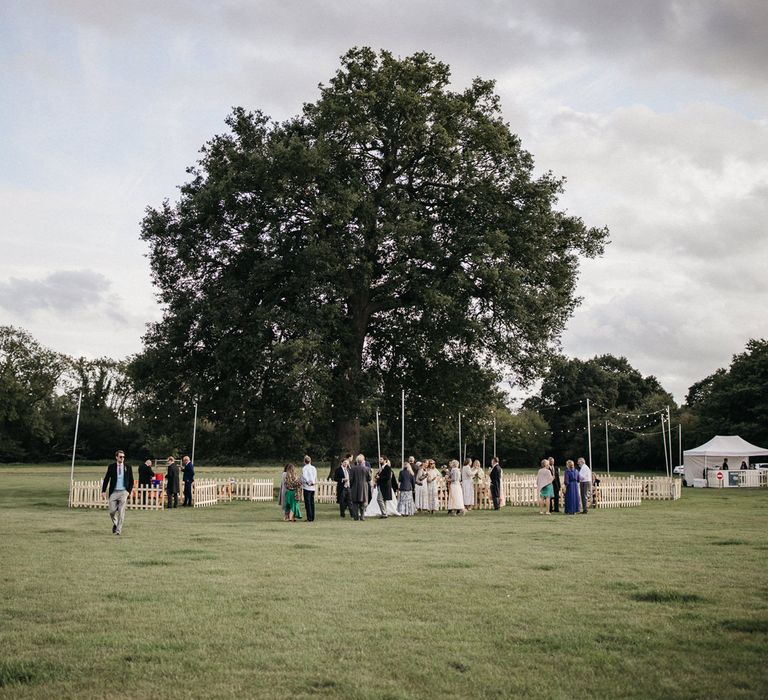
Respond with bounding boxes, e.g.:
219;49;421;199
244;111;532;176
580;482;590;513
491;486;500;510
350;501;367;520
303;489;315;522
167;488;178;508
183;481;193;506
338;488;352;517
550;484;560;512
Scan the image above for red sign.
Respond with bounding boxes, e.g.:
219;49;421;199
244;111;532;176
716;471;724;480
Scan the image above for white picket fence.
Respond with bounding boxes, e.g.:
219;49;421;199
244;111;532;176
71;472;678;511
191;479;218;507
70;477;275;509
215;478;274;501
628;476;682;500
69;481;166;510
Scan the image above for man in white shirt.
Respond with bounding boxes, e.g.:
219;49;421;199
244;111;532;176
577;457;592;514
301;455;317;522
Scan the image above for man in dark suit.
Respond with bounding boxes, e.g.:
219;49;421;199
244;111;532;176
334;458;353;518
165;456;180;508
182;455;195;507
376;456;394;518
349;453;371;521
101;449;134;535
548;456;561;513
138;458;154;505
490;457;502;510
138;459;154;487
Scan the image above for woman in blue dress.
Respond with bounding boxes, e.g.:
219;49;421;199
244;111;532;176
564;459;580;515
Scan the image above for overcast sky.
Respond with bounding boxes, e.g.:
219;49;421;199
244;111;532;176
2;0;767;403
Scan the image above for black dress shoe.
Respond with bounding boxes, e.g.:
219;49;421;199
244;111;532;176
112;524;117;533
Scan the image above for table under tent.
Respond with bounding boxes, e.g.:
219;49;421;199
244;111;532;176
683;435;768;487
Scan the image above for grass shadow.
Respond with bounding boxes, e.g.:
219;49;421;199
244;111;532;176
130;559;172;567
721;619;768;634
710;539;746;546
630;590;705;604
0;660;64;688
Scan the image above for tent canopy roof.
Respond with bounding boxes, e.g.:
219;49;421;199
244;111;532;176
683;435;768;457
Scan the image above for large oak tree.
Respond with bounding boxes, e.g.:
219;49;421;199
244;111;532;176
137;48;607;460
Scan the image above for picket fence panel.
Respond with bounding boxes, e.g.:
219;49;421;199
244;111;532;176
620;475;681;500
192;479;218;507
69;480;220;509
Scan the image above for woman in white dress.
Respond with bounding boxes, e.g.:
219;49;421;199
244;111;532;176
414;462;426;511
446;459;465;515
364;468;401;518
461;458;483;510
425;460;439;513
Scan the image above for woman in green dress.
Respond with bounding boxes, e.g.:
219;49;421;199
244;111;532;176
283;463;302;522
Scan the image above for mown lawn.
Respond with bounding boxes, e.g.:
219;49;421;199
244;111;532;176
1;464;766;699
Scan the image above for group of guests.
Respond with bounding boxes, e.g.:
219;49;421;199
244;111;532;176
535;457;596;515
101;450;195;536
277;453;507;521
136;455;195;508
278;456;317;522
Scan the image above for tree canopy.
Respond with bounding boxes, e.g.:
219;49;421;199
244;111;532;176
525;354;676;469
685;338;768;447
0;326;139;461
137;47;608;460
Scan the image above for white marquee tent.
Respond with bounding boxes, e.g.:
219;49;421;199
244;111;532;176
683;435;768;486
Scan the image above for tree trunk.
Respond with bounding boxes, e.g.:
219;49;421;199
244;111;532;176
335;417;360;458
328;416;360;478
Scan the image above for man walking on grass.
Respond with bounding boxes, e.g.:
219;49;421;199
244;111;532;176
102;450;134;536
577;457;592;514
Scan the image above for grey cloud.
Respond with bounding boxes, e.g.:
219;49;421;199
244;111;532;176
48;0;768;91
562;248;768;403
525;102;768;266
0;270;126;322
527;0;768;87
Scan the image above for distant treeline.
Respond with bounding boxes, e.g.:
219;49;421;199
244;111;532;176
2;325;765;469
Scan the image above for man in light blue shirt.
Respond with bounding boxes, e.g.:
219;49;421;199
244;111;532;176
101;450;134;535
301;455;317;522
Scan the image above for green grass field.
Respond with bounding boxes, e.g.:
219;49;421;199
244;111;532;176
1;464;767;699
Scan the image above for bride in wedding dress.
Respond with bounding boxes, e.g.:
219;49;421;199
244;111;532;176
364;463;401;517
364;485;401;517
